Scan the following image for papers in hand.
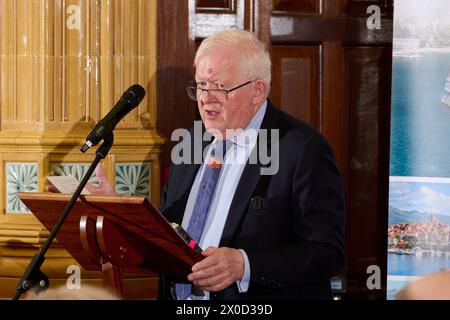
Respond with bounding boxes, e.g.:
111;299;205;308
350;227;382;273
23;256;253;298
47;176;91;195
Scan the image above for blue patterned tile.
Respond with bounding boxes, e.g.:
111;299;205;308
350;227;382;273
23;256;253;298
6;162;38;214
115;163;151;197
51;163;99;186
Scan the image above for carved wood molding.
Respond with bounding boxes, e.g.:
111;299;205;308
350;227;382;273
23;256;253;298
0;0;158;133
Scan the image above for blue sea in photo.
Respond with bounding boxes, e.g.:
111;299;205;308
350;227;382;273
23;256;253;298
388;253;450;276
390;52;450;177
388;51;450;298
387;253;450;300
387;180;450;287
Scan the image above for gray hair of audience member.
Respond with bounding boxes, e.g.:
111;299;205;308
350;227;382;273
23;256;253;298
395;271;450;300
25;285;120;300
194;29;272;97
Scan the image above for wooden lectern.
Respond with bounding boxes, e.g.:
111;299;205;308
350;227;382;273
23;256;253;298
19;192;203;298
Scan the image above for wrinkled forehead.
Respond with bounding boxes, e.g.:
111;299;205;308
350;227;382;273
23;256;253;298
195;49;240;81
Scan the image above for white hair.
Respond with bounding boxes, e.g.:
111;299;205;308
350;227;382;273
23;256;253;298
194;29;272;96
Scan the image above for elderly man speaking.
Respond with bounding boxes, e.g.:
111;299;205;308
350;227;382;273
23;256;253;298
158;29;346;300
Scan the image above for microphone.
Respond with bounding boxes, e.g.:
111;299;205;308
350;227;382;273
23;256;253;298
81;84;146;152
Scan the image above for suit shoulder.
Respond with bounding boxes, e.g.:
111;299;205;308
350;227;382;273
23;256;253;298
275;106;329;147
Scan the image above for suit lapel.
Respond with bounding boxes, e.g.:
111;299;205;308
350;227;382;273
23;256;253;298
220;101;279;247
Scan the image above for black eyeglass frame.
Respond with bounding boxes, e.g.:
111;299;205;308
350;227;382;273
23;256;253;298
186;80;254;101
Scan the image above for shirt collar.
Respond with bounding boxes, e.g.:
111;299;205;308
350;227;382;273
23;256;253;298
231;100;267;148
210;100;267;151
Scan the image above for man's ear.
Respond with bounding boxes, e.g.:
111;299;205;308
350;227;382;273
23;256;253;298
252;80;267;105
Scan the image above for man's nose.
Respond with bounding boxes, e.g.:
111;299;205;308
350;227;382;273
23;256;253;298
200;90;217;104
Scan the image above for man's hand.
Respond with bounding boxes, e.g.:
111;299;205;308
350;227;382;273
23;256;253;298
84;163;117;195
187;247;244;292
45;163;117;196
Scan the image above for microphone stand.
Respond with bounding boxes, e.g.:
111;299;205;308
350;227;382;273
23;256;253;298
12;132;114;300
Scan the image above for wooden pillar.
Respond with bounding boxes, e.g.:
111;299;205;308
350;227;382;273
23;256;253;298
0;0;162;299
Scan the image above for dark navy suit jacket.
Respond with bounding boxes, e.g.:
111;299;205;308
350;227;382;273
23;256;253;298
158;100;345;300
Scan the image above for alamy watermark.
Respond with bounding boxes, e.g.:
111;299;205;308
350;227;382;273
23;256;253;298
65;264;383;291
66;265;81;289
366;265;382;290
367;5;381;30
66;5;81;30
170;121;280;175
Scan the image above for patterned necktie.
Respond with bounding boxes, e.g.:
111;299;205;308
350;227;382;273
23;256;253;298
175;140;228;300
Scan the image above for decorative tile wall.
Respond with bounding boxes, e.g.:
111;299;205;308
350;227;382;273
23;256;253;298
5;162;151;214
6;163;39;214
115;163;151;197
51;163;99;186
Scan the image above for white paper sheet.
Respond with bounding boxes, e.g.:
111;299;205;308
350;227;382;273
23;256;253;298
47;176;91;195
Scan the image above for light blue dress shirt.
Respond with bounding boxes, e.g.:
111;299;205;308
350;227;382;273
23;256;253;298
181;100;268;300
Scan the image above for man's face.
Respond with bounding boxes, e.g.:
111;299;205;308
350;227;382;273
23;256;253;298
195;49;258;139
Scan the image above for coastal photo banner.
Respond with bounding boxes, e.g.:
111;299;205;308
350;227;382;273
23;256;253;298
388;0;450;299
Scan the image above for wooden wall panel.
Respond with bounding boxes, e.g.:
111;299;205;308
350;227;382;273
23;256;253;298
59;0;96;129
157;0;197;165
272;0;320;14
271;45;320;129
196;0;236;13
343;47;391;297
1;0;41;131
108;0;155;130
190;0;247;39
1;0;158;134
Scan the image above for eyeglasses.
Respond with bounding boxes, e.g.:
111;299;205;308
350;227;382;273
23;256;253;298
186;80;254;101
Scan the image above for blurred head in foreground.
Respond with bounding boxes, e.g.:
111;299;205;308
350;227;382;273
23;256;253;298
25;285;120;300
396;271;450;300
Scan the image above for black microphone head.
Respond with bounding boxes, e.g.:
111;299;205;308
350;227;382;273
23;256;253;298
81;84;146;153
123;84;146;107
